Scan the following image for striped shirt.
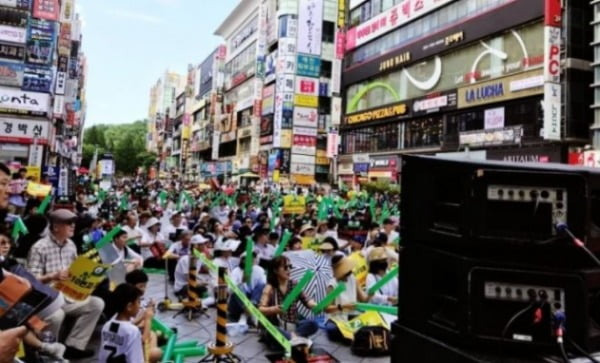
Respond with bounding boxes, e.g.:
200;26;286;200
27;234;78;277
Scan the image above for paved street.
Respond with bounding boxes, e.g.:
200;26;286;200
78;273;391;363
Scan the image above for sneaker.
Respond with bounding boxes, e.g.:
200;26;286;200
63;346;95;360
41;342;66;358
238;313;248;325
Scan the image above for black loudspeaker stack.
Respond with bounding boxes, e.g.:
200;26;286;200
394;156;600;362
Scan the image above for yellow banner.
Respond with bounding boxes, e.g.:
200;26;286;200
26;182;51;197
348;252;368;287
294;94;318;107
54;252;110;301
330;311;389;341
301;237;320;252
283;195;306;215
291;174;315;185
25;166;41;182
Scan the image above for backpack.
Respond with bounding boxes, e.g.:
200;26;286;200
351;326;391;356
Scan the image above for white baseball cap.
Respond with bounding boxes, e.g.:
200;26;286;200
191;235;208;245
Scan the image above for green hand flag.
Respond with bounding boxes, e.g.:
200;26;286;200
37;193;52;214
11;217;28;240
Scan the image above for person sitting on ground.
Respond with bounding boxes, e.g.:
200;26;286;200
140;217;165;268
165;229;192;283
27;208;105;360
173;234;210;304
366;247;398;306
254;228;275;270
363;231;399;264
259;256;319;350
288;237;303;252
121;212;144;254
110;230;143;272
324;254;370;344
228;250;266;324
98;283;162;363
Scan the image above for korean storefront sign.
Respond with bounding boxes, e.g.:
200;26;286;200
343;2;544;86
297;0;323;55
542;0;561;141
295;76;319;96
0;87;50;115
293;106;318;128
297;55;321;77
294;94;318;108
457;69;544;109
0;61;23;87
0;118;49;144
0;25;26;44
32;0;59;21
345;103;408;125
345;0;455;51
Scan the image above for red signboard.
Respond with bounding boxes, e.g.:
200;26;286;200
545;0;561;27
33;0;60;21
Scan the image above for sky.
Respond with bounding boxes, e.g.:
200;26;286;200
79;0;238;126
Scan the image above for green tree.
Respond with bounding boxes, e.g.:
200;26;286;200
81;120;156;175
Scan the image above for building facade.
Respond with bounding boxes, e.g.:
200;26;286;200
211;0;343;186
147;71;186;175
0;0;86;199
339;0;592;185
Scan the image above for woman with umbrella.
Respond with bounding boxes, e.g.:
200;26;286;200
324;255;370;343
258;256;322;350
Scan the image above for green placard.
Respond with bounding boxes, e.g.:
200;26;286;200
193;249;217;273
224;275;291;356
312;282;346;314
95;225;122;250
356;303;397;316
281;270;314;312
367;266;399;295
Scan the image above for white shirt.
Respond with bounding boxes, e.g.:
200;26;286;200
383;229;400;244
98;318;144;363
366;273;399;305
174;255;203;292
112;244;143;267
140;231;165;260
230;265;266;293
160;223;188;244
255;243;275;262
328;274;358;321
166;241;191;257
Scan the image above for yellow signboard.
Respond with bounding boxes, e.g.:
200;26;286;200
25;166;40;182
54;251;110;302
26;182;51;197
283;195;307;215
294;94;318;108
281;130;292;148
345;103;407;125
316;156;329;165
291;174;315;185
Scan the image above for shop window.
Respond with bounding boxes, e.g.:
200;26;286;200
322;22;335;43
371;0;381;16
321;60;332;78
350;8;361;27
404;117;443;149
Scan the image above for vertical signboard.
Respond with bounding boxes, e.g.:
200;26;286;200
543;0;562;141
297;0;323;56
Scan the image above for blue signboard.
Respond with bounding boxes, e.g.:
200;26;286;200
297;55;321;77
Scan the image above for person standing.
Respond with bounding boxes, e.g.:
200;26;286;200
27;209;105;360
